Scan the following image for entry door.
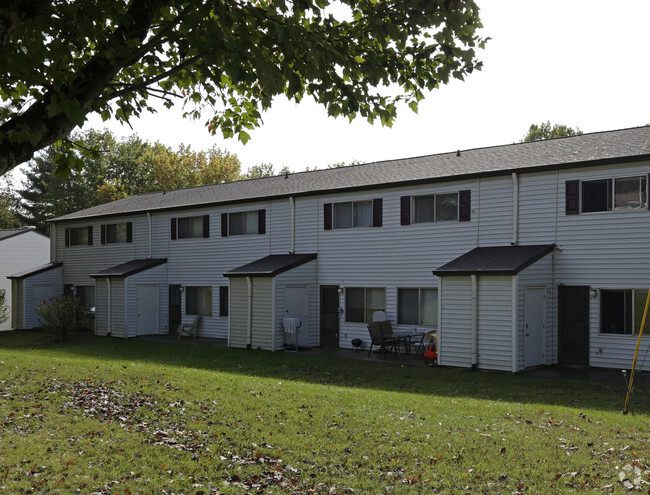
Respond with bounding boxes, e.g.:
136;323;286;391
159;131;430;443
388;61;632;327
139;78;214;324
285;286;308;347
32;285;55;328
524;287;545;368
319;286;339;347
136;285;159;336
558;285;590;366
168;285;182;335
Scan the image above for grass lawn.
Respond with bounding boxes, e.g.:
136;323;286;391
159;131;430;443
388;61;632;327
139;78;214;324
0;331;649;494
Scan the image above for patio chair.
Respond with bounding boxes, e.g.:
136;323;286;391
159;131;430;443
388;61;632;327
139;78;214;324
367;321;398;357
177;315;200;340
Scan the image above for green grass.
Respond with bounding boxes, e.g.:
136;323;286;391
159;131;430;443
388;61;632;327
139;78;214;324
0;330;649;494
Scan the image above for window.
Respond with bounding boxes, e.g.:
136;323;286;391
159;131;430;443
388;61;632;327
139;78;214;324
345;287;385;323
101;222;132;244
413;193;459;223
567;176;647;214
219;286;229;317
65;226;93;246
221;210;266;236
397;288;438;326
186;286;212;316
323;199;382;230
229;211;258;235
333;201;372;228
63;284;95;309
601;289;649;335
171;215;209;239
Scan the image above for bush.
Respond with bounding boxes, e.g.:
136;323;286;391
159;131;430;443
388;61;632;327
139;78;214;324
0;289;7;325
35;295;87;340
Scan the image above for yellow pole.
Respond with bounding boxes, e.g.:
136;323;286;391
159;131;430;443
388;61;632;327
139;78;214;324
623;288;650;414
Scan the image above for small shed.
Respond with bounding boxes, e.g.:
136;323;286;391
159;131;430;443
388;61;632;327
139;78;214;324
8;262;63;330
433;245;555;372
224;254;317;351
90;259;168;338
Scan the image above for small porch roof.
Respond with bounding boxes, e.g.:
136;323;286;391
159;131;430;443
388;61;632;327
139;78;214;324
433;244;555;276
224;253;317;277
8;262;62;280
90;258;167;278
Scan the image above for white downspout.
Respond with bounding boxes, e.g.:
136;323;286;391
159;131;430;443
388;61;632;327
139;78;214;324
289;197;295;254
107;278;112;336
471;274;478;370
51;223;56;262
246;276;253;348
147;212;152;259
512;172;519;246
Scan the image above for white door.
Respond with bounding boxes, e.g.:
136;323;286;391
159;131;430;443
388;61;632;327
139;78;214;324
136;285;159;336
32;285;56;328
285;286;308;347
524;287;545;368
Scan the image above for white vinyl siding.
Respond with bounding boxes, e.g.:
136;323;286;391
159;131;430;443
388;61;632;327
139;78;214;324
0;231;50;330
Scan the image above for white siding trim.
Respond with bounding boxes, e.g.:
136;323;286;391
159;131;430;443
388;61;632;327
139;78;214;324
512;276;517;373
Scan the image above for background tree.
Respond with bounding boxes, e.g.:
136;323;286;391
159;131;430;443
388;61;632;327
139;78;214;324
0;179;20;229
522;121;582;142
0;0;486;175
243;163;291;179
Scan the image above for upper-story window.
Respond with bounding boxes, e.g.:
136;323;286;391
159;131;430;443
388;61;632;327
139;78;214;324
323;199;383;230
65;226;93;246
400;190;471;225
413;192;459;223
221;209;266;236
101;222;132;244
566;176;647;214
171;215;210;239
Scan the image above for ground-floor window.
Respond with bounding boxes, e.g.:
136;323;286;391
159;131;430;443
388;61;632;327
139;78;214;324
601;289;650;335
397;288;438;326
345;287;385;323
186;286;212;316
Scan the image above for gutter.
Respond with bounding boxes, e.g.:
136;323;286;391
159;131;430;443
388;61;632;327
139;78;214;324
471;274;478;371
511;173;519;246
246;276;253;349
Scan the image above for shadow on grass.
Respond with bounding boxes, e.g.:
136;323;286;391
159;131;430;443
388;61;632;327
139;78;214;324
1;330;647;415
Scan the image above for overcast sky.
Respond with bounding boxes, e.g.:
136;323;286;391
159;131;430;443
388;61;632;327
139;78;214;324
82;0;650;173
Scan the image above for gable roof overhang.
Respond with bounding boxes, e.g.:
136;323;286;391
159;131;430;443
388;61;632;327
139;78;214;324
432;245;555;277
224;254;317;278
0;227;47;242
8;262;63;280
90;258;167;278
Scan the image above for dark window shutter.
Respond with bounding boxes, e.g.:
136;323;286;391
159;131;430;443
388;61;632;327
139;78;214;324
100;225;106;244
648;173;650;210
606;178;613;211
219;286;229;316
65;228;70;247
400;196;411;225
171;218;177;240
323;203;333;230
372;198;383;227
221;213;228;237
87;226;93;245
202;215;210;238
258;209;266;234
459;190;471;222
126;222;133;243
565;180;580;215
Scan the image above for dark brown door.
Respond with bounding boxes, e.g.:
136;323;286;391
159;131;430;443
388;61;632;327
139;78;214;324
320;285;340;347
558;285;590;366
169;285;182;336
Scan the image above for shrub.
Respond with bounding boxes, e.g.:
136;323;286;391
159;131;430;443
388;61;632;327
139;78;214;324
35;295;87;340
0;289;7;325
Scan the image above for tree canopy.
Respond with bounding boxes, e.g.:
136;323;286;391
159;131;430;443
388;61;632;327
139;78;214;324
17;129;242;233
522;121;582;142
0;0;486;176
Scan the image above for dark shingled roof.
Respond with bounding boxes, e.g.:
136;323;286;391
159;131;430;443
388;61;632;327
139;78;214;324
0;227;44;242
433;245;555;276
224;254;317;277
52;126;650;222
90;258;167;278
8;262;62;280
